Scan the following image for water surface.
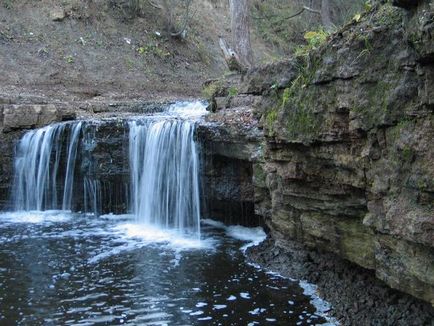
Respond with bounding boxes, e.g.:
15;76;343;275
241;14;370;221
0;212;333;325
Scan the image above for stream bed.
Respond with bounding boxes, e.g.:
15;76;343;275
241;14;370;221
0;211;334;325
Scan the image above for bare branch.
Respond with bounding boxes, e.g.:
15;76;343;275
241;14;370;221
302;6;321;15
170;0;193;38
252;5;320;22
148;0;162;10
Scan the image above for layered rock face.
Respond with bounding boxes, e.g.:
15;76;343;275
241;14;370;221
208;0;434;304
0;102;77;209
0;100;255;223
0;100;169;213
197;100;263;226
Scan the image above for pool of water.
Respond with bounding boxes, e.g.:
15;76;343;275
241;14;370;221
0;211;334;325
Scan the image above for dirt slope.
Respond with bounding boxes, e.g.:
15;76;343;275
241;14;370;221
0;0;240;101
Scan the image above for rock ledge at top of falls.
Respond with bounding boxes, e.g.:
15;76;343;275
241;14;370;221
0;98;185;211
204;0;434;306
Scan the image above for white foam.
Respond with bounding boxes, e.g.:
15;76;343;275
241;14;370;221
240;292;251;299
226;295;237;301
202;219;267;252
87;222;216;264
88;241;142;264
299;280;338;325
99;213;133;221
189;311;204;316
0;210;72;224
115;223;213;250
167;101;208;118
249;307;266;315
226;225;266;251
213;304;227;310
201;219;226;229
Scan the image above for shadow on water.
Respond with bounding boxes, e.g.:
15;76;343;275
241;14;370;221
0;212;332;325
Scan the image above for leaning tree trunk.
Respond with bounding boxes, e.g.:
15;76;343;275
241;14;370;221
161;0;174;34
229;0;253;68
321;0;333;31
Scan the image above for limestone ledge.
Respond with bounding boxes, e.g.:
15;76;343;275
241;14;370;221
205;0;434;304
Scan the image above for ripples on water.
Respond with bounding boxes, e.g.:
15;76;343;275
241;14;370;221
0;212;335;325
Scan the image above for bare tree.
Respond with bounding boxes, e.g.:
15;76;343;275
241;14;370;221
160;0;193;38
229;0;254;68
320;0;333;31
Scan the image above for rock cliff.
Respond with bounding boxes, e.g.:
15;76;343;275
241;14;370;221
207;0;434;305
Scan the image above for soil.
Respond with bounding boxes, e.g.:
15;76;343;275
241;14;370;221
0;0;235;102
246;236;434;326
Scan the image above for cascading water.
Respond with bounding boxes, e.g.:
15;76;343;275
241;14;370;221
11;101;206;238
12;122;83;211
1;101;337;325
128;105;205;237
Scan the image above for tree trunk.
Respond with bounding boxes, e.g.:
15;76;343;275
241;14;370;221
219;37;244;72
161;0;174;33
321;0;333;31
229;0;253;68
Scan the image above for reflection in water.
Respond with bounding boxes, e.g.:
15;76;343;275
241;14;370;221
0;212;333;325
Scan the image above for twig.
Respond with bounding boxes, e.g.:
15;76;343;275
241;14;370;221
252;6;321;22
148;0;162;10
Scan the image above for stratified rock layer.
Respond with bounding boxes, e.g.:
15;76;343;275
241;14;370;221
207;0;434;305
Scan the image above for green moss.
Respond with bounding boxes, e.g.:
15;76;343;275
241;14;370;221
417;179;428;191
202;80;224;99
137;43;170;58
3;0;13;9
388;118;412;141
253;164;267;188
376;4;402;27
402;146;414;162
264;55;322;141
294;29;331;57
266;108;278;130
286;102;321;139
281;57;322;140
281;88;290;108
354;33;374;61
351;81;392;130
228;86;239;97
65;55;74;64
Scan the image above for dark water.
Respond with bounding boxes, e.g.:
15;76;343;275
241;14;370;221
0;212;333;325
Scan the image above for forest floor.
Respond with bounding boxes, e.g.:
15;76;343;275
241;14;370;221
0;0;277;103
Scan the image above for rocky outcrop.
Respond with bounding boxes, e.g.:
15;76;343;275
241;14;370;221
0;97;259;225
206;0;434;305
0;103;77;209
0;99;171;211
197;101;263;226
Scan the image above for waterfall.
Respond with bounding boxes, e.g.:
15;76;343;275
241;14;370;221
62;122;82;210
129;118;202;236
12;122;83;211
10;101;206;237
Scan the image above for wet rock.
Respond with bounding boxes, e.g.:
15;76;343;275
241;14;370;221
202;0;434;308
246;236;434;325
392;0;421;9
50;7;66;21
240;59;299;94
